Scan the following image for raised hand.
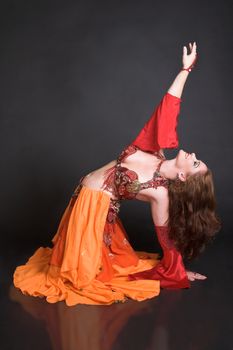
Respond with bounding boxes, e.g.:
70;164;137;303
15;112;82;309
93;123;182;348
186;270;207;281
182;41;197;70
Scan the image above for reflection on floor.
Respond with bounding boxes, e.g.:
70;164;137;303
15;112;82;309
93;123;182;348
1;235;233;350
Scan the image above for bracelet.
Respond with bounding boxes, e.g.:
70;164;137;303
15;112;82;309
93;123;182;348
181;67;192;72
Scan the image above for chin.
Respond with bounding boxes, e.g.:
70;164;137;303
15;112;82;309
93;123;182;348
177;149;186;158
179;149;192;159
176;149;190;167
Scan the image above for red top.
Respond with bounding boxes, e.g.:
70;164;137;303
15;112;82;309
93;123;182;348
101;144;169;200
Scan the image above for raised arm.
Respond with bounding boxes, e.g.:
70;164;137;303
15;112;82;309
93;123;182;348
130;42;198;153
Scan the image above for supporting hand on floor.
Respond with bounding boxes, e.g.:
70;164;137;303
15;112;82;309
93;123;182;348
186;270;207;281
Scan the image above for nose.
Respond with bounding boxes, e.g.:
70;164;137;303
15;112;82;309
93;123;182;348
192;153;196;159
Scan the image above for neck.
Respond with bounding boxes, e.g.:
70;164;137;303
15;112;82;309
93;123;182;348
159;158;177;180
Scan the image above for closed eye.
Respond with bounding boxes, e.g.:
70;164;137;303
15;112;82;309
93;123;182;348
194;160;200;168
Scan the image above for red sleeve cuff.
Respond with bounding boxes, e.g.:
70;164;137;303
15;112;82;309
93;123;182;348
130;92;182;153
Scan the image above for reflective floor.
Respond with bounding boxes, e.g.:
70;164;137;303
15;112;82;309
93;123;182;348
1;233;233;350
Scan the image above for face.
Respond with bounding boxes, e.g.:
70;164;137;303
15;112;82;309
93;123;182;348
175;149;208;181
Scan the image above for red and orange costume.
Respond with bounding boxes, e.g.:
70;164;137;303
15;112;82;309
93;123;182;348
13;92;190;306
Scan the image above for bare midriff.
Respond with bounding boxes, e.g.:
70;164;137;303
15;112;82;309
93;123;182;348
81;160;117;196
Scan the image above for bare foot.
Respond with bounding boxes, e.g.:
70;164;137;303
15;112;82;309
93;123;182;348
186;270;207;282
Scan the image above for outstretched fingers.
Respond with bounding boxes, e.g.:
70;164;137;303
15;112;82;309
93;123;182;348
183;41;197;57
186;270;207;281
193;272;207;280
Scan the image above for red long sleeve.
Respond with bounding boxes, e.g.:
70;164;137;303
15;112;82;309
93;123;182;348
131;92;182;153
128;225;190;289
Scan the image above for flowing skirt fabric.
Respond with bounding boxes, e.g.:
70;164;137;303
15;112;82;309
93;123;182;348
13;185;161;306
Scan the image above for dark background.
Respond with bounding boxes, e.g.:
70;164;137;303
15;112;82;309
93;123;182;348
1;1;232;260
1;1;233;350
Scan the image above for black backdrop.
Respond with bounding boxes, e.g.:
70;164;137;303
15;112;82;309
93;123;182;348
1;0;232;252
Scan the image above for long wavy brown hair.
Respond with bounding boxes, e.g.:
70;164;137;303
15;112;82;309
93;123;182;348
166;169;221;260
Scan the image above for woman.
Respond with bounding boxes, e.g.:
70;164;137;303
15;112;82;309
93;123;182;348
13;41;221;306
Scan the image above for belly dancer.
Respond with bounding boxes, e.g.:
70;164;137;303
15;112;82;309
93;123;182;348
13;41;221;306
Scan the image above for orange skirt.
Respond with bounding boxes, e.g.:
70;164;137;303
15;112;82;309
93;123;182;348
13;185;161;306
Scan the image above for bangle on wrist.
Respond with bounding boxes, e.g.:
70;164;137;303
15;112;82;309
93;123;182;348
181;67;192;72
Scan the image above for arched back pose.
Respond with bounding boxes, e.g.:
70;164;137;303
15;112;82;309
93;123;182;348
13;42;221;306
